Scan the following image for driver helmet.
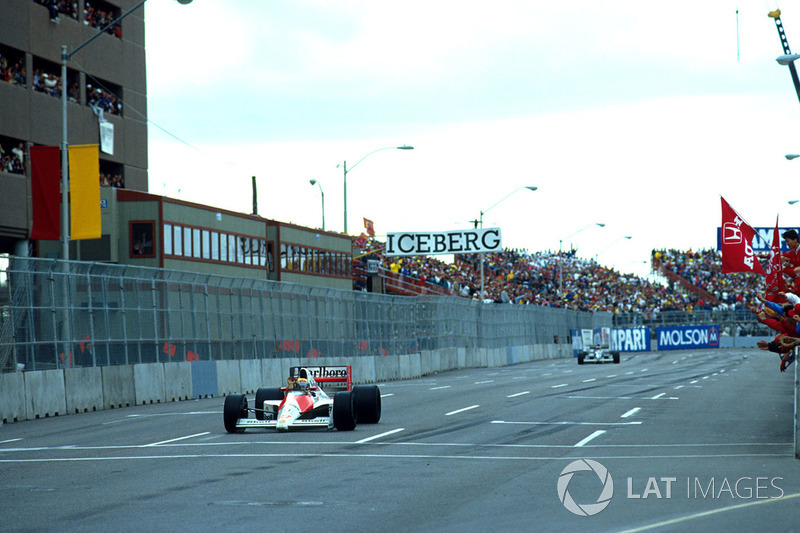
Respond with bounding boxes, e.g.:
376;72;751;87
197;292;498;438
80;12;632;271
295;378;310;392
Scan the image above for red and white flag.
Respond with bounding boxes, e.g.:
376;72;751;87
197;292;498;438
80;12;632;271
765;216;786;301
720;197;765;275
363;217;375;237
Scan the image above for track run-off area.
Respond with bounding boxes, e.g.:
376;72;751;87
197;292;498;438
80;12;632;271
1;348;799;532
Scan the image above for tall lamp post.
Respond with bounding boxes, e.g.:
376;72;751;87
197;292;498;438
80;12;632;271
477;186;538;302
341;145;413;234
559;222;605;298
60;0;193;259
595;235;632;262
309;179;325;231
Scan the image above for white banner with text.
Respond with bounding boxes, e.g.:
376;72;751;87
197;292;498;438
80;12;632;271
385;228;502;256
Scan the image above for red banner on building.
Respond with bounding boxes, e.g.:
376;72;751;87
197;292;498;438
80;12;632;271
29;146;61;240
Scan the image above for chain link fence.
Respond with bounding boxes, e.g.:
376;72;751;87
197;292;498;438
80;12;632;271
0;257;609;372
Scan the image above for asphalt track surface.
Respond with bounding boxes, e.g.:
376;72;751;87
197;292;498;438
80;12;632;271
1;348;799;532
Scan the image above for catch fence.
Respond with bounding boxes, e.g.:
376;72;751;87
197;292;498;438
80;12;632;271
0;257;608;372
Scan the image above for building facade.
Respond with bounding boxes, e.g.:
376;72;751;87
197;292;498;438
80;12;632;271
1;0;149;253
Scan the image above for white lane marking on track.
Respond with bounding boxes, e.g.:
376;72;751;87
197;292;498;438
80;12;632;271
143;432;210;447
355;428;405;444
617;492;800;533
575;430;606;447
474;380;494;385
651;393;666;400
0;438;22;444
491;420;642;426
507;391;530;398
606;375;617;378
583;378;596;383
430;386;451;390
445;405;479;416
551;383;568;389
621;407;641;418
380;393;394;398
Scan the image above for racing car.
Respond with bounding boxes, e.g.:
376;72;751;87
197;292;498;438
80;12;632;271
223;365;381;432
577;345;621;365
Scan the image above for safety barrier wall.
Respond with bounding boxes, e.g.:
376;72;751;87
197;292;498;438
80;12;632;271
0;342;571;423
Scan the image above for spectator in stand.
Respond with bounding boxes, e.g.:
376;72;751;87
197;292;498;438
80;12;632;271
782;229;800;292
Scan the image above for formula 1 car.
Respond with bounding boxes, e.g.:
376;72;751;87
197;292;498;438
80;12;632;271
223;365;381;433
577;345;621;365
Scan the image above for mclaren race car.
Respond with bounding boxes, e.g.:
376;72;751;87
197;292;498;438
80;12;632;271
223;365;381;432
577;345;621;365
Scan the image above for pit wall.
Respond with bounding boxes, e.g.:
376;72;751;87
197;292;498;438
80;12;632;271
0;343;569;423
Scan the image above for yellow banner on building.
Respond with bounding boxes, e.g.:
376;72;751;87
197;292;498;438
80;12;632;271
69;144;101;240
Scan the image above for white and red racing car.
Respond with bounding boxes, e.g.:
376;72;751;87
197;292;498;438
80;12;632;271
577;345;621;365
223;365;381;432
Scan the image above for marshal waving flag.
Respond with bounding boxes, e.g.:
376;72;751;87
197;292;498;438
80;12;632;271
765;216;786;301
720;197;765;275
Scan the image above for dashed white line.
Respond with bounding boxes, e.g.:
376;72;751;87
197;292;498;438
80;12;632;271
621;407;641;418
474;380;494;385
430;386;451;390
355;428;405;444
583;378;597;383
380;393;394;398
507;391;530;398
551;383;568;389
143;432;210;447
0;438;22;445
575;430;606;447
445;405;480;416
651;393;666;400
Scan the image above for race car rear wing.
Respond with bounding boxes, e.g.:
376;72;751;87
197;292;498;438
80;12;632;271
289;366;352;391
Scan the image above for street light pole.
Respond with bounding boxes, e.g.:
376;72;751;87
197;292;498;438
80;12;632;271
477;186;537;302
342;145;413;234
309;179;325;231
559;222;605;299
60;0;192;259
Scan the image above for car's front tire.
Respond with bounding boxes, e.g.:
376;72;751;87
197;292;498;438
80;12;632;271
223;394;247;433
353;384;381;424
255;387;283;420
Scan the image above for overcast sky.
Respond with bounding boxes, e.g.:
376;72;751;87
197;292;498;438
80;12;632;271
142;0;800;278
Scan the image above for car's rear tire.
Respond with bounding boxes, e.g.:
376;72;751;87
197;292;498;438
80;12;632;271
353;384;381;424
255;387;283;420
577;352;585;365
223;394;247;433
612;351;620;364
333;391;357;431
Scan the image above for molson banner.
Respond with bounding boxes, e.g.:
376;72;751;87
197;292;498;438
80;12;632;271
656;325;720;351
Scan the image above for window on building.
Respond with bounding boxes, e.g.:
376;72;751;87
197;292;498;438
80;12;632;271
130;221;155;257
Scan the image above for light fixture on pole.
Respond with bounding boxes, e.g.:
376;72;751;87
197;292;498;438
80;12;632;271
60;0;193;260
595;235;632;260
340;145;413;234
786;154;800;160
559;222;605;298
477;186;538;302
309;179;325;231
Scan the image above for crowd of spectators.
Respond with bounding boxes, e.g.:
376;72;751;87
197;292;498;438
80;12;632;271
356;239;766;316
0;142;25;175
100;172;124;188
87;83;122;116
35;0;77;23
0;54;26;87
84;3;122;37
33;69;61;97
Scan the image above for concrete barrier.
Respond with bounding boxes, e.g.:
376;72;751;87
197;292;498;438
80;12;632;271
65;367;103;413
165;362;192;402
5;343;576;425
191;360;218;398
134;363;166;405
25;369;67;419
239;360;261;393
0;371;26;422
102;365;135;409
